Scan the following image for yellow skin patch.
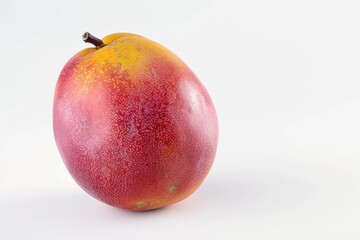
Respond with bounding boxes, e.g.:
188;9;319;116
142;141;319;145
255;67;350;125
135;185;178;209
136;200;161;209
136;201;148;208
169;185;178;191
71;33;183;95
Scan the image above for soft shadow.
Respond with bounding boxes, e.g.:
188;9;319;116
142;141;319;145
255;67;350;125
179;174;265;215
0;171;316;238
177;170;318;216
0;191;170;238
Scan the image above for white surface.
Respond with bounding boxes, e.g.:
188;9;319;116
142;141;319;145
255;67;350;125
1;0;360;239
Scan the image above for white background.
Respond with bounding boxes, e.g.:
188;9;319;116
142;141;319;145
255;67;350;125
1;0;360;239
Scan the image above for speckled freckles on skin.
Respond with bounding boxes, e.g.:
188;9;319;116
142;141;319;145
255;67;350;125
53;33;218;211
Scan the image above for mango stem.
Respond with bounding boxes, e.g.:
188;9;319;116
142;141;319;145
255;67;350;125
82;32;105;49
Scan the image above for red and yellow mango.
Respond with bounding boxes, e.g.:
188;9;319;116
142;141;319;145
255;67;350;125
53;33;218;211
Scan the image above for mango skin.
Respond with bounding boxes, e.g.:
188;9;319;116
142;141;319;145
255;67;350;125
53;33;218;211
